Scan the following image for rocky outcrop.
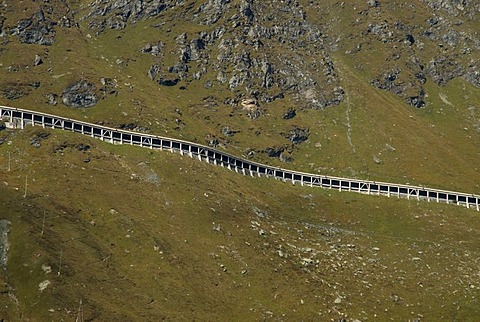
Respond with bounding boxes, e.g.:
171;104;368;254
62;80;98;108
371;60;426;108
264;146;283;158
420;0;480;18
205;135;219;148
1;87;29;100
30;131;49;148
463;62;480;88
141;42;165;56
133;1;344;110
287;126;310;144
84;0;186;32
264;146;292;162
194;0;232;25
10;11;55;45
406;89;426;109
426;56;465;86
0;82;40;100
338;0;479;108
371;69;404;94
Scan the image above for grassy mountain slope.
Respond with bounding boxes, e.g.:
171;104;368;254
1;0;479;192
0;0;479;320
0;127;479;320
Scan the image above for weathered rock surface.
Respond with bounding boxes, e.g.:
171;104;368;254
336;0;479;107
61;80;98;108
288;126;310;144
141;42;165;56
427;56;465;86
127;1;345;110
420;0;480;18
85;0;186;32
10;11;55;45
83;0;476;111
463;62;480;88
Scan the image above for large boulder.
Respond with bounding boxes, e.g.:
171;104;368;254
62;80;98;108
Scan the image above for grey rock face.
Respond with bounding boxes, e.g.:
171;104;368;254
420;0;480;18
367;22;395;43
131;1;344;110
194;0;232;25
234;5;342;107
247;107;261;119
3;88;27;100
62;80;98;108
426;56;464;86
10;11;55;45
463;62;480;88
85;0;186;32
205;135;219;147
30;132;49;149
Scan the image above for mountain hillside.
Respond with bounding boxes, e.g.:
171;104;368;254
1;0;479;320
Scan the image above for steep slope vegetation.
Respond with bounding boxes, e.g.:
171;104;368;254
0;0;479;191
0;0;479;320
0;128;479;320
